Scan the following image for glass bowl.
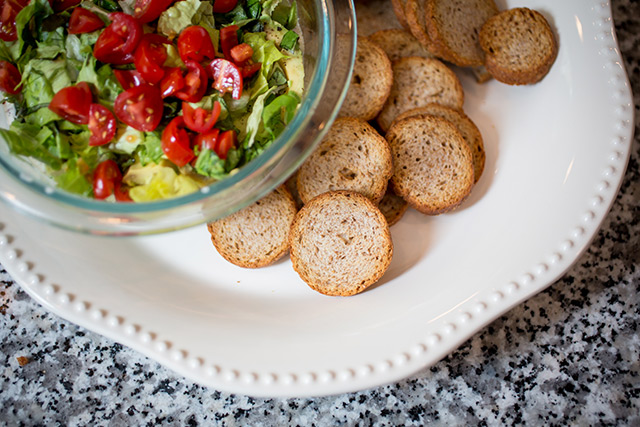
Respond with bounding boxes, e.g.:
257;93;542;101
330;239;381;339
0;0;356;235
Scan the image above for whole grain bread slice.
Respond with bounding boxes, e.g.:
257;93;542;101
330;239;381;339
377;56;464;132
391;0;410;31
207;186;297;268
404;0;440;55
296;117;393;205
339;37;393;121
289;191;393;296
425;0;499;67
378;185;409;226
387;116;474;214
368;29;434;62
479;8;558;85
392;104;485;183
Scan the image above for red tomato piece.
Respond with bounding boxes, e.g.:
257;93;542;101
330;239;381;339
177;26;215;63
208;58;242;100
48;0;80;12
212;0;237;13
113;84;163;132
159;67;185;98
88;104;117;146
240;62;261;79
215;129;236;160
161;116;194;167
230;43;253;64
193;128;220;152
93;13;142;65
173;60;207;103
93;159;122;200
0;0;29;42
219;25;238;60
0;60;21;95
114;182;132;202
133;0;175;24
48;81;93;124
68;8;105;34
182;101;220;133
113;69;146;89
134;33;169;84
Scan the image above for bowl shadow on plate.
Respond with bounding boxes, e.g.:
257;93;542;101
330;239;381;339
364;212;436;293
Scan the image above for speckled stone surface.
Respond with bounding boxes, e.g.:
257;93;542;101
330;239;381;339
1;1;639;425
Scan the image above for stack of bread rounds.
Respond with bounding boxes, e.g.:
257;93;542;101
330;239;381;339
206;0;560;297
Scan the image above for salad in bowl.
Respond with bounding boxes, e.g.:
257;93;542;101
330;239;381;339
0;0;304;202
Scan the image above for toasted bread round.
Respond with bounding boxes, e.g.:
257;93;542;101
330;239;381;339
479;8;558;85
368;29;434;62
404;0;439;55
355;0;403;36
378;186;409;226
290;191;393;296
207;186;297;268
387;116;474;215
392;104;485;183
377;57;464;132
425;0;499;67
391;0;410;30
339;37;393;121
296;117;393;205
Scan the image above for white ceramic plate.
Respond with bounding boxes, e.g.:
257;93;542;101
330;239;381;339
0;0;633;397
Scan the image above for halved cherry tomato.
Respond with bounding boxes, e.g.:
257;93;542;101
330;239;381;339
212;0;237;13
177;26;215;63
134;33;169;84
0;0;29;42
230;43;253;64
0;60;21;95
48;82;93;124
88;104;117;146
113;69;145;89
173;60;207;103
113;182;132;202
48;0;80;12
216;130;236;160
68;8;105;34
133;0;175;24
193;128;220;151
161;116;194;167
182;101;220;133
219;25;238;60
93;159;122;200
113;84;163;132
93;13;142;65
209;58;242;100
159;67;184;98
240;62;261;79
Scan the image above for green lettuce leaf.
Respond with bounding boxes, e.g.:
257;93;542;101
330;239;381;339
158;0;217;40
243;32;287;97
0;124;62;169
261;91;299;138
21;58;74;109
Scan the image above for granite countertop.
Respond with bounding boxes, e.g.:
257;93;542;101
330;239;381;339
1;0;639;425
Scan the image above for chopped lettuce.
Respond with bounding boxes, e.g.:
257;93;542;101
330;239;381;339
243;31;287;97
21;58;74;108
158;0;217;40
124;162;202;202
